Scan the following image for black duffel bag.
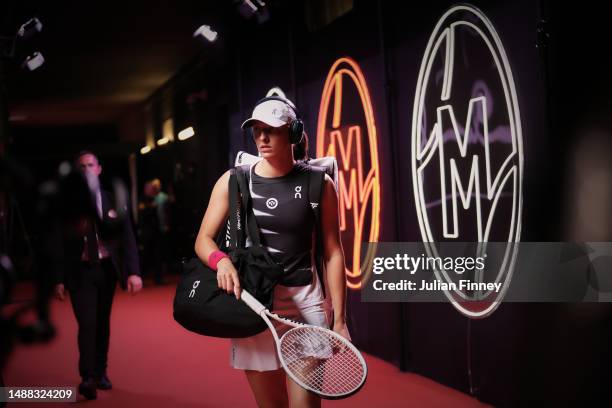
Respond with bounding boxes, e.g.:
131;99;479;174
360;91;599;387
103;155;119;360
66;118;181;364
173;166;283;338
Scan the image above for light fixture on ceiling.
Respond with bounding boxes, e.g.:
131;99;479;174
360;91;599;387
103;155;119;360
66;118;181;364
22;51;45;71
17;17;43;40
163;118;175;142
193;25;218;42
235;0;269;23
1;17;45;70
140;146;152;155
178;126;195;141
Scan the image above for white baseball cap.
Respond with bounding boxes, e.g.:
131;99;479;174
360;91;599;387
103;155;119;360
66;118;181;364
241;97;297;129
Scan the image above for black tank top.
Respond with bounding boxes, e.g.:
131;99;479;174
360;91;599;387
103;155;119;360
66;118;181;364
247;161;314;286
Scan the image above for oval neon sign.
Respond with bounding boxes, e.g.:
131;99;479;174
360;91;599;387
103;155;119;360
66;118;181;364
317;57;381;289
411;5;523;317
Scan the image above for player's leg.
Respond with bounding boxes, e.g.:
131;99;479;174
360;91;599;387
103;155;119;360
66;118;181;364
284;299;326;407
286;376;320;408
245;368;288;408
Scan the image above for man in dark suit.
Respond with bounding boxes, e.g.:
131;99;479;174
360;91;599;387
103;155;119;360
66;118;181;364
54;151;142;400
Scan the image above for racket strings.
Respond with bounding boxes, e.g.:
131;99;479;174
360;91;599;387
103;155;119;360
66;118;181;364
280;327;365;396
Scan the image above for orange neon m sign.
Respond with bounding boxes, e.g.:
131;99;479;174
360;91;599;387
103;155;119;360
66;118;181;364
317;57;381;289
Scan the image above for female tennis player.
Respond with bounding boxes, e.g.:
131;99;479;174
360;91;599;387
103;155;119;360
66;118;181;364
194;94;349;407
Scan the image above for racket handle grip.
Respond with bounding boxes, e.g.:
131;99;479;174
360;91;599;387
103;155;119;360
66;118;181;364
241;290;267;315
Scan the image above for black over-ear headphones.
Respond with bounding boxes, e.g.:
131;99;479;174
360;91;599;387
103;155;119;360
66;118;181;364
251;96;304;144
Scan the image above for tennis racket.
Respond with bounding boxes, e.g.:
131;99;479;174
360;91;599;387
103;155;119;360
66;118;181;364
240;289;367;399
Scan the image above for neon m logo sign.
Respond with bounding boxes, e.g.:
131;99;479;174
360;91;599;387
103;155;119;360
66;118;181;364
317;57;381;290
411;5;524;317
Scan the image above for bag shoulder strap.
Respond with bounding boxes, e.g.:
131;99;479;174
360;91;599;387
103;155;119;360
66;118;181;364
307;164;327;296
226;168;244;250
216;169;239;251
233;165;249;208
234;164;264;248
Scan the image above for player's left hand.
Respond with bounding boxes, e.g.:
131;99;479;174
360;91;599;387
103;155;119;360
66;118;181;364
127;274;143;294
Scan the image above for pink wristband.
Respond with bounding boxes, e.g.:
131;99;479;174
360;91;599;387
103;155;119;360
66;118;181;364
209;250;229;271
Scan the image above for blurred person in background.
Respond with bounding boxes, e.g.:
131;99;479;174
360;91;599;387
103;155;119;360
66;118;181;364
139;178;172;284
53;151;142;400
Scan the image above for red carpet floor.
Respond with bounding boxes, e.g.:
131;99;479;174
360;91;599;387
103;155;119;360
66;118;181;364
4;281;488;407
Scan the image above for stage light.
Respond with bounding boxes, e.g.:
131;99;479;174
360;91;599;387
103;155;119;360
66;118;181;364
17;17;43;39
235;0;269;23
156;138;169;146
1;17;43;62
193;25;218;42
140;146;152;155
178;126;195;141
237;0;258;18
163;118;175;141
22;51;44;71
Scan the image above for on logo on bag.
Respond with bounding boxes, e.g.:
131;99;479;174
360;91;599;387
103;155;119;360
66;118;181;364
189;280;201;298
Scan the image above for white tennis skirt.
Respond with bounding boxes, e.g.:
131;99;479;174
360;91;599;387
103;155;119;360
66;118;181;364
230;272;331;371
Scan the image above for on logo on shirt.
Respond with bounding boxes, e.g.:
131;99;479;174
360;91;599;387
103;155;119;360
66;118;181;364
266;198;278;209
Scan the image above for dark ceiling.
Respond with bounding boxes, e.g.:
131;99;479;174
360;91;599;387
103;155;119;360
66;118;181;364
4;1;233;126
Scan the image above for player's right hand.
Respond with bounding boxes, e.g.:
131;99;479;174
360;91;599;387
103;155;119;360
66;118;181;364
216;258;241;299
54;283;66;301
